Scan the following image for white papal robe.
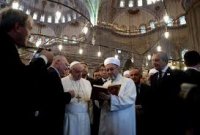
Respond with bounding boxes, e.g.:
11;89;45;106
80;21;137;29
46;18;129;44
99;74;136;135
61;75;92;135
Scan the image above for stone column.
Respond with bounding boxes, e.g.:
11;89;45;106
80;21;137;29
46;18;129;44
182;0;200;51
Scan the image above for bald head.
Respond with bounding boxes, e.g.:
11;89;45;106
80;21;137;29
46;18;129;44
51;55;69;77
52;55;68;64
129;68;142;84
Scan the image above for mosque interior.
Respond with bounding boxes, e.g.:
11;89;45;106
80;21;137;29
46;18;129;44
1;0;200;74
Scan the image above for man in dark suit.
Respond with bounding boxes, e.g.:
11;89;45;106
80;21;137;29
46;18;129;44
94;63;109;85
183;50;200;135
129;68;151;135
91;63;109;135
0;8;54;135
93;68;101;80
148;51;187;135
46;55;75;135
81;62;94;85
184;50;200;85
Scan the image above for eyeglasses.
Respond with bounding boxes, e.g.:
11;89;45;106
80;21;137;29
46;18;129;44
106;67;117;72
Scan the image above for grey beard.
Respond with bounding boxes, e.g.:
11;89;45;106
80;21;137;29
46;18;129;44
110;76;116;82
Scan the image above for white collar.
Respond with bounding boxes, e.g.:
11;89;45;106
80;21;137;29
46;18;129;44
161;65;169;73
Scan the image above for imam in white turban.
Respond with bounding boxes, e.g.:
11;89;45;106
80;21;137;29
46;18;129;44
70;61;80;69
104;57;120;66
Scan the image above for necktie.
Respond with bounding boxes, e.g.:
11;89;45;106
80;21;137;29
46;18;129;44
136;84;140;94
158;70;162;79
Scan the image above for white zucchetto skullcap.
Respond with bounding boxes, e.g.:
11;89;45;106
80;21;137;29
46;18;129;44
70;61;80;69
104;57;120;66
123;70;130;76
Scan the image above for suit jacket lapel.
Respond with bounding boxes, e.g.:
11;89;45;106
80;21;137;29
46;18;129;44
162;67;172;79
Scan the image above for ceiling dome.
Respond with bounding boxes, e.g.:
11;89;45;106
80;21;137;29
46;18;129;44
113;9;155;29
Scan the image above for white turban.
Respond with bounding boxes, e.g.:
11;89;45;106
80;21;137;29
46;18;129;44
104;57;120;66
70;61;80;69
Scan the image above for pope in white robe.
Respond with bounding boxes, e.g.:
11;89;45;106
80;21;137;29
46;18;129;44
61;61;92;135
98;57;137;135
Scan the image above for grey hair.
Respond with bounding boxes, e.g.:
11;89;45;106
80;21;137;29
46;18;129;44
0;8;31;32
154;51;169;63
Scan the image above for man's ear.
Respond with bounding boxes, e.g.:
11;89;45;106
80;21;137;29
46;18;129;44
14;22;21;33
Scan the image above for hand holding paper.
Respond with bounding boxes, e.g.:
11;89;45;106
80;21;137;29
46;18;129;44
91;84;121;100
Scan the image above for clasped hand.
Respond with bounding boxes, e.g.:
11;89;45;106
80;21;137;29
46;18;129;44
67;90;75;98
